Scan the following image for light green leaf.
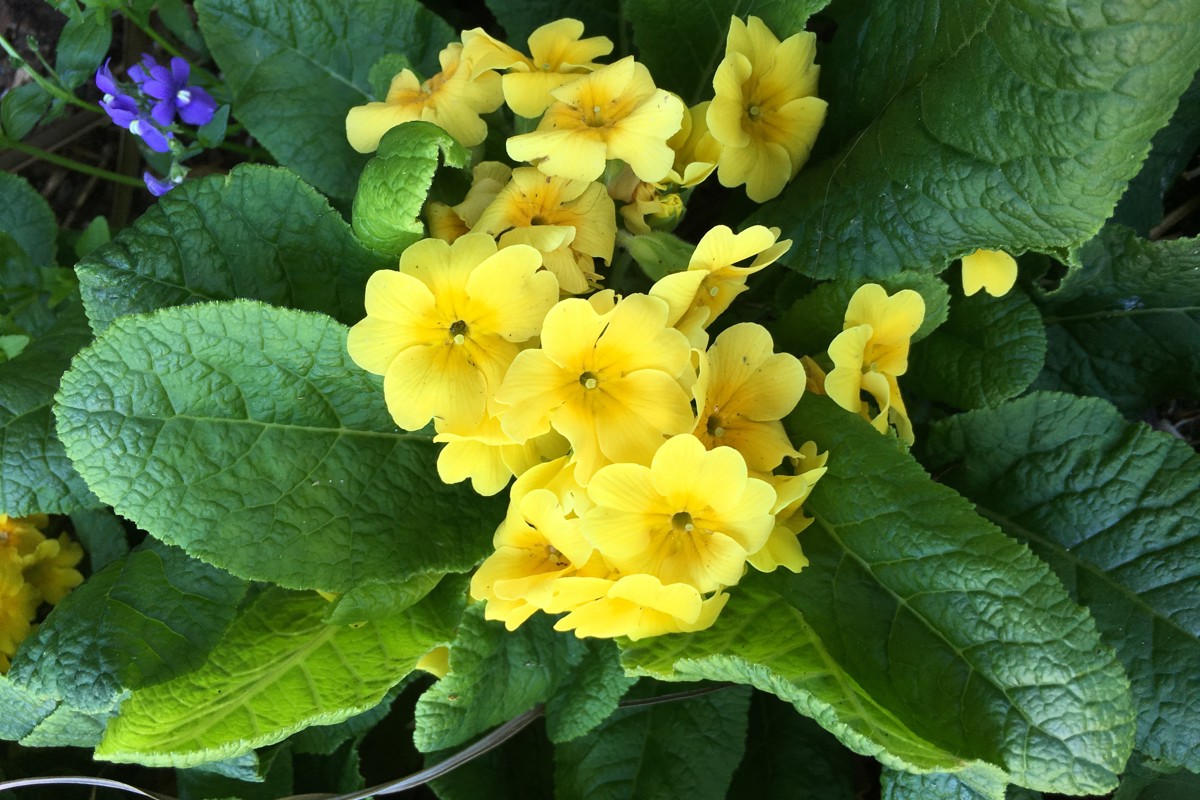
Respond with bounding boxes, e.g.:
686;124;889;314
55;301;504;591
0;172;56;267
69;507;129;571
77;165;390;334
54;9;113;90
20;702;119;748
726;692;856;800
8;539;248;713
882;768;1004;800
554;682;752;800
625;0;830;104
752;0;1200;280
195;0;452;199
484;0;626;54
73;215;111;261
906;286;1047;409
625;231;696;282
1;82;53;140
1033;227;1200;415
352;122;469;256
0;300;99;515
96;582;462;767
626;394;1136;795
924;392;1200;773
324;572;444;626
0;675;55;741
288;682;404;755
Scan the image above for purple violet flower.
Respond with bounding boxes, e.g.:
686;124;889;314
143;171;183;197
140;56;217;127
95;59;174;153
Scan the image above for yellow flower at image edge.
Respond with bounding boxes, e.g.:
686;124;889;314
961;249;1018;297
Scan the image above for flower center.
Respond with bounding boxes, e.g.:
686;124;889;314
129;119;143;135
579;371;599;390
449;319;469;345
747;104;762;119
102;92;114;104
671;511;695;533
706;414;726;438
176;89;192;105
584;105;605;128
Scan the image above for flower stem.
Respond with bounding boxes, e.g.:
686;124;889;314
0;34;100;114
118;5;186;60
0;136;143;187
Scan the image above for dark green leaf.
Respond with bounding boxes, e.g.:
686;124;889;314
352;122;469;256
54;9;113;89
8;539;248;713
195;0;453;199
554;682;751;800
1033;227;1200;415
924;392;1200;773
883;769;1003;800
77;165;391;334
55;301;504;591
368;54;414;100
72;215;110;261
0;172;56;267
69;508;129;571
176;746;294;800
906;286;1046;409
157;0;208;55
196;105;230;148
752;0;1200;280
427;717;555;800
1;82;53;140
543;638;635;743
484;0;626;54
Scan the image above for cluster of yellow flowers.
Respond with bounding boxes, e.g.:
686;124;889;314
1;514;84;671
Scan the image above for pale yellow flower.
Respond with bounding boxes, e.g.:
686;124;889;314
462;19;613;118
23;533;84;605
434;413;569;497
547;573;728;640
747;441;827;574
347;233;559;430
473;167;616;295
495;294;694;483
426;161;513;243
707;16;827;202
962;249;1018;297
507;57;685;184
415;645;451;678
667;101;722;187
346;43;502;152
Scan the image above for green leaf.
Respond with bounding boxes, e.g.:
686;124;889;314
73;215;110;261
484;0;626;54
352;122;469;256
752;0;1200;280
905;286;1047;410
368;54;414;100
324;572;443;626
288;682;403;755
95;582;462;767
195;0;453;199
414;607;588;752
923;392;1200;773
55;301;504;591
76;165;390;334
54;9;113;90
882;768;1003;800
176;746;294;800
427;718;556;800
0;172;56;267
625;0;830;105
1;82;53;140
19;702;119;748
69;508;129;571
1115;763;1200;800
1033;227;1200;415
625;231;696;282
0;676;55;741
0;300;99;515
8;539;248;713
543;638;635;744
157;0;209;54
554;682;752;800
625;394;1136;795
727;692;856;800
196;105;230;148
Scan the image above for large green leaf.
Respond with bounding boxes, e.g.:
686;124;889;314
19;703;118;748
195;0;452;199
77;165;391;334
0;172;56;267
0;300;98;515
752;0;1200;280
625;0;830;105
624;395;1136;795
906;286;1046;410
924;392;1200;773
54;301;504;591
0;676;55;741
554;682;752;800
882;768;1001;800
8;539;247;713
1033;227;1200;415
95;582;463;766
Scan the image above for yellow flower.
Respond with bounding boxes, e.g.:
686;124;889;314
345;43;502;152
548;573;728;640
470;488;594;630
961;249;1018;297
462;19;613;118
507;57;685;184
583;434;775;593
693;323;805;472
347;233;559;431
667;101;722;188
425;161;513;243
825;284;924;444
415;645;451;678
434;413;569;497
0;559;38;672
23;532;84;605
707;16;827;202
747;441;828;574
649;224;790;346
1;514;84;671
495;294;695;483
473;167;617;295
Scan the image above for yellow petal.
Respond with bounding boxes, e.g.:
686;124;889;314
961;249;1018;297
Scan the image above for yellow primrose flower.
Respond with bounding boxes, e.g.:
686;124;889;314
0;559;38;672
693;323;806;472
547;573;728;640
415;645;451;678
667;101;722;187
507;455;593;518
507;56;685;184
649;224;790;346
473;167;617;295
495;294;695;483
345;43;502;152
426;161;513;243
707;16;827;202
583;434;776;593
470;488;595;630
23;532;84;605
748;441;828;574
434;413;569;497
961;249;1018;297
347;233;559;431
825;284;924;444
462;19;613;118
